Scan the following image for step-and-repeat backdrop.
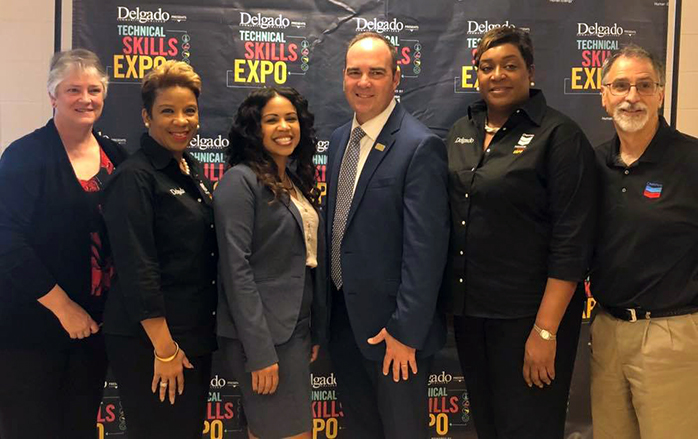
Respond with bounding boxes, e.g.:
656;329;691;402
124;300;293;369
73;1;668;437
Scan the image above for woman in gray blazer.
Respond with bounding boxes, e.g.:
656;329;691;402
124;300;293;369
214;87;326;439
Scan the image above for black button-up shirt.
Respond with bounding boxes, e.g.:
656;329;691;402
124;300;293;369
444;90;597;318
103;134;217;356
590;117;698;310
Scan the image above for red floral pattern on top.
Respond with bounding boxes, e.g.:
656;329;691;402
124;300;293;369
78;147;115;297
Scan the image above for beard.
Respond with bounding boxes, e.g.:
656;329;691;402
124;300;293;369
612;101;650;133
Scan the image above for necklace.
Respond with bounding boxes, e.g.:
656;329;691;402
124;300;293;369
484;119;501;134
179;158;190;175
282;174;296;196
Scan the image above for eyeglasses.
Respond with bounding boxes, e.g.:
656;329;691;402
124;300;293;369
603;80;663;96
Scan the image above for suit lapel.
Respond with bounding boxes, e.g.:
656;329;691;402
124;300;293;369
285;198;304;237
285;172;305;237
345;103;406;229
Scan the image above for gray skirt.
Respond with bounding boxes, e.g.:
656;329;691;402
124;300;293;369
221;320;312;438
220;268;314;438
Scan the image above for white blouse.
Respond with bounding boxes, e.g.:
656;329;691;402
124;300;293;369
290;184;318;268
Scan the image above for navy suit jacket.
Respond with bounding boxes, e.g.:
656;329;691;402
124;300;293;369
326;102;450;361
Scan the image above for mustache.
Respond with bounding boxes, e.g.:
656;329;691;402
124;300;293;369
617;101;647;112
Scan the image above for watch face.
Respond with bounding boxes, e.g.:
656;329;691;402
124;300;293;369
540;330;551;340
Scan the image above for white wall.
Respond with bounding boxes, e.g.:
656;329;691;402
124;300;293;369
0;1;695;153
677;0;698;136
0;0;72;152
1;0;53;151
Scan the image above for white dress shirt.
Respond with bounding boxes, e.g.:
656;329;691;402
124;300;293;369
346;99;397;195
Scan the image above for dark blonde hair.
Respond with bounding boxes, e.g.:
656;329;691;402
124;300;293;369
474;27;534;70
141;60;202;116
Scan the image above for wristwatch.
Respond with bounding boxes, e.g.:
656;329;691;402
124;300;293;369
533;324;557;341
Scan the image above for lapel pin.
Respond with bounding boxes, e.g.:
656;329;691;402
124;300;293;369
375;143;386;151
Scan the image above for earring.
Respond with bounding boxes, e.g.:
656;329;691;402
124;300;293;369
196;124;200;130
145;122;150;128
530;81;535;87
476;86;480;91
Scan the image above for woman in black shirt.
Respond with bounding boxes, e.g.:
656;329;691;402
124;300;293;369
103;60;216;439
0;49;127;439
444;27;597;439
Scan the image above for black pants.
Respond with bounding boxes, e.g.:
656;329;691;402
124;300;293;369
0;334;108;439
328;289;432;439
105;335;212;439
453;296;584;439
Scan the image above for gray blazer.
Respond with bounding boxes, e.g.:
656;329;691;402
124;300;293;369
214;163;327;372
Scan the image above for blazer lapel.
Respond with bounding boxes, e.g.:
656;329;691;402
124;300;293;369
345;103;405;229
285;172;305;236
285;198;305;238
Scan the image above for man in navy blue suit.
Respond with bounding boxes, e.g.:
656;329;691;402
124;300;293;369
326;32;450;439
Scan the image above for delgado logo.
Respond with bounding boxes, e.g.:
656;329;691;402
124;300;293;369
239;12;290;30
455;137;475;144
189;134;229;150
316;140;329;153
355;17;405;33
467;20;515;34
209;375;228;389
117;6;170;24
310;373;337;389
428;371;453;385
577;22;624;38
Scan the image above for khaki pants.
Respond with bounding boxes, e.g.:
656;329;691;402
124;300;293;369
590;308;698;439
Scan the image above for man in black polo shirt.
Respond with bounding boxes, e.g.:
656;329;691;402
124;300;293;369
590;44;698;439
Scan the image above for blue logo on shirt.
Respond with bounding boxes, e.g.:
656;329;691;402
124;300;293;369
643;182;662;199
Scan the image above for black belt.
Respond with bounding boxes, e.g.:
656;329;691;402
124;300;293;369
604;305;698;322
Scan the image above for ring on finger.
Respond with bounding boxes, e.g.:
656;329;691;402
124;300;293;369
160;382;168;388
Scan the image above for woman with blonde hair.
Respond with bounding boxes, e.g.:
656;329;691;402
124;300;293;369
0;48;127;439
103;60;217;438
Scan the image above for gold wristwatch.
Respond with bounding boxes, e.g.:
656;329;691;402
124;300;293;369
533;324;557;341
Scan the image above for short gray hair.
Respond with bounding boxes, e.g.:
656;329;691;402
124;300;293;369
47;49;109;98
601;44;665;85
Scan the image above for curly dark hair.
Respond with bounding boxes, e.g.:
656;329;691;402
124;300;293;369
226;87;319;206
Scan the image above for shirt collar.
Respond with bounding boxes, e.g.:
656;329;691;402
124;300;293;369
351;99;397;142
140;132;194;171
518;89;546;126
467;89;547;127
606;116;670;166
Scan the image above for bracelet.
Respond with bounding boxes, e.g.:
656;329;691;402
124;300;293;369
533;324;557;341
154;341;179;362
